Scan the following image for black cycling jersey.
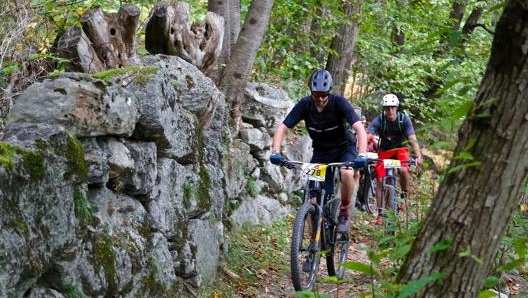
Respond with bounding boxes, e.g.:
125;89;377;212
283;94;360;149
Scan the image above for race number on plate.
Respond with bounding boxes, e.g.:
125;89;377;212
301;163;327;182
383;159;401;169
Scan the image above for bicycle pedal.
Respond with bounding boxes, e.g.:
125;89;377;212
336;235;349;242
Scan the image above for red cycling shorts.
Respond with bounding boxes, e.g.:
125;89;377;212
375;147;410;178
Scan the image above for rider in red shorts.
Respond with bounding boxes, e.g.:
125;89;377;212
367;93;423;225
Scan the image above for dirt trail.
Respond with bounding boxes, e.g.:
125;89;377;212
240;214;381;298
224;211;528;298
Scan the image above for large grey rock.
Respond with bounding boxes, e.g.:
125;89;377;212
5;73;140;137
0;126;80;297
0;54;311;298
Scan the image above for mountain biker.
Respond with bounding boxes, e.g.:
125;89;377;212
367;93;423;225
270;69;368;234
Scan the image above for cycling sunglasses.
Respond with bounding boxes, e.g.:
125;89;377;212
311;91;329;98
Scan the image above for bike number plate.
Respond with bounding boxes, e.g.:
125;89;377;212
383;159;401;169
301;163;327;182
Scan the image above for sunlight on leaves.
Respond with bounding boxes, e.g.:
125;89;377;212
398;272;447;298
430;237;453;253
477;289;500;298
342;261;380;277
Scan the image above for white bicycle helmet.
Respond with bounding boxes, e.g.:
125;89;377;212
382;94;399;107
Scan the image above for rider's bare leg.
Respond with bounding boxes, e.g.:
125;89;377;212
400;169;410;195
339;168;358;214
399;169;411;210
376;177;383;213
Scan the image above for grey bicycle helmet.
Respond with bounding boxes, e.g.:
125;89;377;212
308;69;333;92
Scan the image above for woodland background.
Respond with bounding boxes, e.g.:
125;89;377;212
1;1;527;298
1;0;499;140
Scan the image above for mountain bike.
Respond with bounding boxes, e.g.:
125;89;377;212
357;162;377;215
277;159;361;291
377;158;416;232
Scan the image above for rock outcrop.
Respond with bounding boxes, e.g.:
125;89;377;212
0;55;310;297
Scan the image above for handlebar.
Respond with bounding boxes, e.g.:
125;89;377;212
279;160;363;170
276;155;417;171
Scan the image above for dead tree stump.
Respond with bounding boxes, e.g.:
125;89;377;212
56;4;142;73
145;1;224;75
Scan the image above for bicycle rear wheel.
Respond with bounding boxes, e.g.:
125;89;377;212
357;169;378;215
382;180;398;232
364;175;378;215
291;202;319;291
330;232;350;279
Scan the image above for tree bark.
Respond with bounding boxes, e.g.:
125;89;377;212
56;27;105;73
55;5;142;72
117;4;142;66
208;0;240;65
390;0;407;46
310;3;328;64
219;0;275;132
207;0;241;84
145;2;224;76
326;0;362;96
397;2;528;297
80;5;141;68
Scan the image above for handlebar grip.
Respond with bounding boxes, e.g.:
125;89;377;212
281;160;296;169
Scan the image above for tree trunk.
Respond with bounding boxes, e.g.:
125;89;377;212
56;4;142;72
144;2;224;75
208;0;241;83
397;2;528;297
390;0;407;46
219;0;275;132
310;3;328;64
432;1;465;58
56;27;105;73
208;0;241;65
80;5;141;68
326;0;362;96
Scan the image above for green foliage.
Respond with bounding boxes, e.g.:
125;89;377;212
91;66;159;81
74;192;93;226
246;176;261;198
293;291;331;298
204;218;291;297
397;272;447;298
0;141;45;179
64;283;88;298
92;234;118;293
182;181;197;209
64;134;88;181
254;0;350;99
0;142;16;169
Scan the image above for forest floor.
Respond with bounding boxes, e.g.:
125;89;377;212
209;203;528;298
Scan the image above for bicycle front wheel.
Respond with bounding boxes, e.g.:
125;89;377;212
291;202;319;291
324;197;342;277
382;179;398;232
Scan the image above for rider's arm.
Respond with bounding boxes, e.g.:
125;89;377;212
272;123;289;153
408;134;423;165
351;121;367;155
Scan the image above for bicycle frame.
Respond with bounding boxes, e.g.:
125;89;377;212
378;158;416;231
381;169;396;215
281;160;352;291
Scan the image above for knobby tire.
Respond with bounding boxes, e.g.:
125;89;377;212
358;169;378;215
382;178;398;232
328;201;349;280
291;202;319;291
324;197;341;277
